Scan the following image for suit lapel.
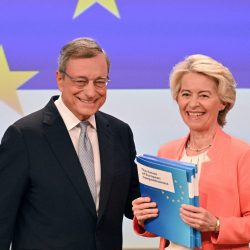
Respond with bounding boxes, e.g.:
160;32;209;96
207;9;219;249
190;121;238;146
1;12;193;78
95;112;115;221
42;97;97;218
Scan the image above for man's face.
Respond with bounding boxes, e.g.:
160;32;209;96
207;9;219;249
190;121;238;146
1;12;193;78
56;54;108;120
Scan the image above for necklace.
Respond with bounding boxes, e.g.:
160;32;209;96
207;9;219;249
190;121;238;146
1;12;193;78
186;142;212;152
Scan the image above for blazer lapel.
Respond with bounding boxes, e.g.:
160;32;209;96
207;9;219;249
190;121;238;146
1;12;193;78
42;97;97;217
95;112;115;221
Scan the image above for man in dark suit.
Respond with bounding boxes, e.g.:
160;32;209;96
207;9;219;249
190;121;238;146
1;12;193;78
0;37;140;250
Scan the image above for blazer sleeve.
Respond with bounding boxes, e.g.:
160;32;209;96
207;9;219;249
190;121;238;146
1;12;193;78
133;217;156;237
0;125;29;249
211;146;250;244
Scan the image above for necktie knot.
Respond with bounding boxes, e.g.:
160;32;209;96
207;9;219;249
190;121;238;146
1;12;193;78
79;121;89;133
79;121;90;146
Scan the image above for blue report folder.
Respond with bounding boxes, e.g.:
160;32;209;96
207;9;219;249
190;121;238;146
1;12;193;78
136;154;201;249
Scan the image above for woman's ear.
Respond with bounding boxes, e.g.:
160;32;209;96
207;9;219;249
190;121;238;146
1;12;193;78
219;102;226;111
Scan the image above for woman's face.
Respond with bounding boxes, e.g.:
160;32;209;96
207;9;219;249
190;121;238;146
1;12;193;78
177;72;225;133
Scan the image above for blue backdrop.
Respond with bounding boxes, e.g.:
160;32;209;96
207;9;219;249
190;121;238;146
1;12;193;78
0;0;249;91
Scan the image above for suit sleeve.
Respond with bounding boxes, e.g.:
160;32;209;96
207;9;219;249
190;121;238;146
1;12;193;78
0;125;29;249
124;125;140;219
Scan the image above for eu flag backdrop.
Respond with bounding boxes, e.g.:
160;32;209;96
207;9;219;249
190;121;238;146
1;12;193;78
0;0;249;91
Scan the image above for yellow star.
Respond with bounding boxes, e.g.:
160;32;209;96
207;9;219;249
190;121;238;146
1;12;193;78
0;46;38;115
73;0;120;19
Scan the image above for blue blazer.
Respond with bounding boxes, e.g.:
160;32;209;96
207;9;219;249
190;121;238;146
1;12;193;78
0;96;140;250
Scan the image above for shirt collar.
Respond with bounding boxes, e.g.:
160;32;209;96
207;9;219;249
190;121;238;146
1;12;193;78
54;95;96;131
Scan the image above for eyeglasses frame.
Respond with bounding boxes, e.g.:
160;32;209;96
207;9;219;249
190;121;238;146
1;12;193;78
60;70;110;89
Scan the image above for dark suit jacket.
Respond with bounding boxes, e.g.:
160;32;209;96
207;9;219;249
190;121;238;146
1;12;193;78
0;96;140;250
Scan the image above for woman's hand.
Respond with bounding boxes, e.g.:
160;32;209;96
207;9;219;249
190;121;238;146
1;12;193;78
132;197;158;227
180;204;218;232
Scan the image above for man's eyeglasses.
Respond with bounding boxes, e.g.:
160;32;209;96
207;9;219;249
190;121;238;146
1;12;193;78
60;71;110;89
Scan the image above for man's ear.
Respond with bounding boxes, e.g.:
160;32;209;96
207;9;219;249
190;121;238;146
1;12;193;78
56;71;63;92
